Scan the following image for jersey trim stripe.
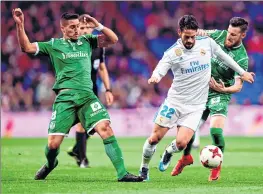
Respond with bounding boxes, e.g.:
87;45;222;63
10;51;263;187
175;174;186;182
51;38;54;46
165;42;178;53
196;36;209;40
214;30;224;41
236;57;249;63
34;42;39;56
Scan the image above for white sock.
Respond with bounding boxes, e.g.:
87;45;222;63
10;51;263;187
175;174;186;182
166;140;181;154
193;119;205;147
140;139;157;169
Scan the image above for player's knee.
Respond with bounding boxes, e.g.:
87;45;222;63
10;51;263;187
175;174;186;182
48;141;60;149
176;139;187;151
96;121;113;138
149;135;160;145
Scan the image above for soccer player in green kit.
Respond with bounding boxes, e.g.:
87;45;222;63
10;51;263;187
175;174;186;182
162;17;251;181
12;8;143;182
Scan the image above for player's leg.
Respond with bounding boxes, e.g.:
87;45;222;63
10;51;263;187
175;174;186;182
140;124;169;180
207;96;228;181
94;121;143;182
160;110;202;175
35;135;64;180
35;91;77;180
170;126;195;176
67;123;89;168
78;93;143;182
142;100;177;179
209;115;226;181
192;108;210;148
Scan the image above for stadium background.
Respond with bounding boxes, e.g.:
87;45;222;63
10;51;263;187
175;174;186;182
1;2;263;194
1;1;263;137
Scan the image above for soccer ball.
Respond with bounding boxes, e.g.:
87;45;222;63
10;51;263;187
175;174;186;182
200;145;223;169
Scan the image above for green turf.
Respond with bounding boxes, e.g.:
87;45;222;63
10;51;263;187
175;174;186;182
1;137;263;194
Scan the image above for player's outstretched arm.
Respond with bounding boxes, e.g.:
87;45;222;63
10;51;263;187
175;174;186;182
12;8;37;54
149;52;173;84
210;38;255;83
209;77;243;94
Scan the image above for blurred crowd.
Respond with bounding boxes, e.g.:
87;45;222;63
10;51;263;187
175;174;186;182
1;1;263;112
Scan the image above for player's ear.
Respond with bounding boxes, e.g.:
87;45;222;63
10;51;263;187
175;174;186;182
177;29;182;36
241;32;246;39
60;26;65;34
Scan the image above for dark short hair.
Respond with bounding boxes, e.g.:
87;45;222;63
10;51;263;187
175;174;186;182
229;17;248;32
79;14;90;23
60;12;79;21
178;15;199;32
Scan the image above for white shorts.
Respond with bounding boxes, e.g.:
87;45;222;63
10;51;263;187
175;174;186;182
153;99;204;131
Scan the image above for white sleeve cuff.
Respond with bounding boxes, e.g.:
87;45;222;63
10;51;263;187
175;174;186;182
152;71;162;81
34;42;39;56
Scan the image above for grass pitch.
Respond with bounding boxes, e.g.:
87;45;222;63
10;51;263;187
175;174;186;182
2;137;263;194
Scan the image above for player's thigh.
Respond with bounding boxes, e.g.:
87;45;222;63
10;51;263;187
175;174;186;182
48;93;78;136
177;110;203;144
77;95;110;135
75;123;85;133
176;126;195;149
201;108;210;122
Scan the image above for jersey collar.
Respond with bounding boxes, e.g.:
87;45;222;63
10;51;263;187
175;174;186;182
232;42;242;49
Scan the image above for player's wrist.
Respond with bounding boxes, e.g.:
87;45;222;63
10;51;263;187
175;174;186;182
106;89;112;93
95;23;104;31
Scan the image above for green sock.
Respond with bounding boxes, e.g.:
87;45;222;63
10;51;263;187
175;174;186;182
45;145;59;168
103;136;127;179
210;128;225;153
183;134;195;156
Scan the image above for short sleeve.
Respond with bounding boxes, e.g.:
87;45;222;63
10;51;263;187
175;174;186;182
82;34;98;49
34;38;54;56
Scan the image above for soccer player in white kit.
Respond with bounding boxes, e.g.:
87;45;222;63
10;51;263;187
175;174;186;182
138;15;255;181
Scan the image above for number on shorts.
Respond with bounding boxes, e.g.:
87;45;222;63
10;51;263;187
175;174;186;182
160;105;175;119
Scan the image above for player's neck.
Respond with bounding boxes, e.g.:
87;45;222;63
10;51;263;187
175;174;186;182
63;36;78;42
232;41;242;49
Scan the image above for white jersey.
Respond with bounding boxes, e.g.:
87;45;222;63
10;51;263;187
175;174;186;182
152;36;245;113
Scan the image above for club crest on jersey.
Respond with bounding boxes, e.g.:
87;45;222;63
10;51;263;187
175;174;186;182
200;49;206;56
159;116;164;123
77;40;83;45
91;102;102;112
175;48;183;56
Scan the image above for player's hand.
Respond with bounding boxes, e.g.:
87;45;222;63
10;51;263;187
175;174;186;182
148;76;160;84
83;15;99;28
12;8;24;25
240;72;255;84
105;91;114;106
209;77;226;93
197;29;208;36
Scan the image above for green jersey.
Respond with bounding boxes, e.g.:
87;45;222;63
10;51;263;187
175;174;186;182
35;34;98;93
208;30;248;99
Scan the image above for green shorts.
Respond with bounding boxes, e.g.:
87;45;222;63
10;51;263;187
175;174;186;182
205;95;230;118
48;89;110;136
